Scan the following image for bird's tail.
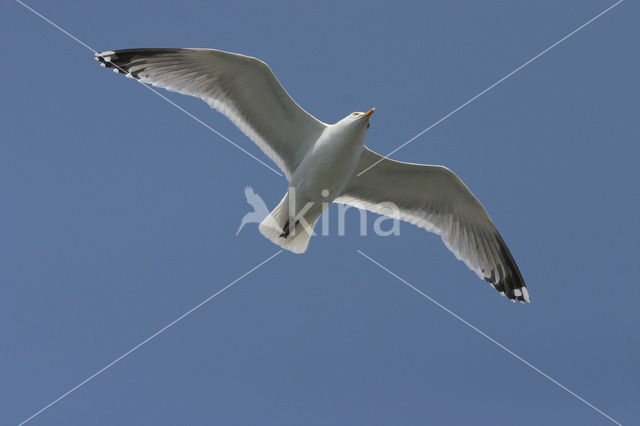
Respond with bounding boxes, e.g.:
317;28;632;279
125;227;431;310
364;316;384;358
259;194;319;254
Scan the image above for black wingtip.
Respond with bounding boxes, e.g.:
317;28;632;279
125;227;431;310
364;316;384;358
486;276;530;303
95;50;142;79
484;232;530;303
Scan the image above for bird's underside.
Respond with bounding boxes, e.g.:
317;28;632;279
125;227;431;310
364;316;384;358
95;48;529;303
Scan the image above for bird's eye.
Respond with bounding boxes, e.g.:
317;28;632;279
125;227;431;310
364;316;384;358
352;113;358;116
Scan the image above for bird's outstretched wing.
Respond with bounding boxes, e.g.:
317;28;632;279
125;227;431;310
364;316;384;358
338;148;529;302
96;48;326;178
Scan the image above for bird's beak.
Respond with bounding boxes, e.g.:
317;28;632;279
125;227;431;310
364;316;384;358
364;108;375;117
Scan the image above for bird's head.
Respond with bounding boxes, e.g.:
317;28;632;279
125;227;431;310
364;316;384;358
342;108;375;131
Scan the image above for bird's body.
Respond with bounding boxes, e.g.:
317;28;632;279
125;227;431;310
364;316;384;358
294;114;369;211
96;47;529;303
259;111;372;252
293;116;368;203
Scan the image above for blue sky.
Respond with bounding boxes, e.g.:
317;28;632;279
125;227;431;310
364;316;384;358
3;1;638;424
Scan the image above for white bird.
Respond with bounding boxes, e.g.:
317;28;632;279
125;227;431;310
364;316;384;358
95;48;529;303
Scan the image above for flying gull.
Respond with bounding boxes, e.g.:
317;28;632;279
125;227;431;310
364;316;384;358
95;48;529;303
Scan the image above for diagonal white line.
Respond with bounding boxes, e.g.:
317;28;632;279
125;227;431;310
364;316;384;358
15;0;283;177
18;250;283;426
357;0;624;177
356;249;622;426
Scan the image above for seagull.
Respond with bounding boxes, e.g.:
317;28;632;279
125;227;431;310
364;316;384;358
95;48;529;303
